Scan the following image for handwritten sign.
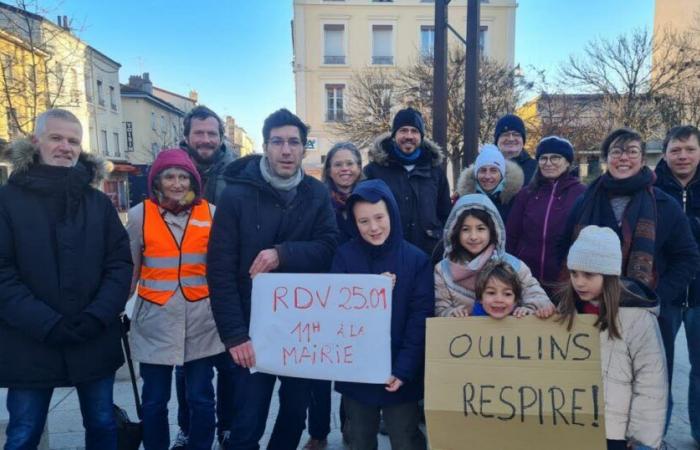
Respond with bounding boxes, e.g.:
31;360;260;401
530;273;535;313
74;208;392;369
250;273;393;383
425;315;606;450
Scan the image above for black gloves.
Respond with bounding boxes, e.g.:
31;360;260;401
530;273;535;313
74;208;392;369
45;318;84;346
45;313;105;347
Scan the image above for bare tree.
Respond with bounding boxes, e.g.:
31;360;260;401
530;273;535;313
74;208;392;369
559;27;699;139
332;67;399;149
0;0;84;137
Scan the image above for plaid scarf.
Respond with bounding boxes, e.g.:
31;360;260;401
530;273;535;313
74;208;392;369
573;167;657;288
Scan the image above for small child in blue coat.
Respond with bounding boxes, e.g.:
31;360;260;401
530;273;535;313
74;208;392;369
471;260;529;318
332;179;433;450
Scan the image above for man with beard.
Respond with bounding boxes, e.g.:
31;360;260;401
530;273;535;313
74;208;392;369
364;107;451;261
172;105;237;449
181;105;236;204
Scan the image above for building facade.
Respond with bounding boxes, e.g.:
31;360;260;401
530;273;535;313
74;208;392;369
225;115;256;157
292;0;517;172
120;73;186;166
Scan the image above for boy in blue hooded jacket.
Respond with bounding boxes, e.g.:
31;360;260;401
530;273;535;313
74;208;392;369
332;179;434;450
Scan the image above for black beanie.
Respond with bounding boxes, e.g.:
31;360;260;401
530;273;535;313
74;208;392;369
535;136;574;163
494;114;526;144
391;107;425;139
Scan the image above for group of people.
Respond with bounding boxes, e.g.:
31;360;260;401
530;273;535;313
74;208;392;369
0;104;698;450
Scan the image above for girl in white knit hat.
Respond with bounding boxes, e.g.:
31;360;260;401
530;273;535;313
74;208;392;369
557;225;668;450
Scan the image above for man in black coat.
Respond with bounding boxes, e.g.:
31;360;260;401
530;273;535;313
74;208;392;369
494;113;537;184
654;125;700;445
181;105;236;205
0;109;133;450
364;107;451;261
207;108;338;450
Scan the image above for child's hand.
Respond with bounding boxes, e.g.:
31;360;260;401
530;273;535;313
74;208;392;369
380;272;396;288
450;306;469;318
513;307;533;318
534;303;555;319
385;375;404;392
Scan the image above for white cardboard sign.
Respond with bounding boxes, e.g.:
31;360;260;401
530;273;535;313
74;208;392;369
250;273;393;383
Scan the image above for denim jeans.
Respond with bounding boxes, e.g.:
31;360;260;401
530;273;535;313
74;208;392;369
657;302;700;443
5;375;116;450
140;356;215;450
306;380;331;440
342;396;426;450
175;352;236;436
227;370;310;450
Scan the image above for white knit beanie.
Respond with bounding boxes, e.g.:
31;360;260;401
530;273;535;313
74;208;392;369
567;226;622;275
475;144;506;178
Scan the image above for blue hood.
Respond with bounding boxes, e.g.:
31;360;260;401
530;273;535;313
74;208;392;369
347;179;403;248
442;193;507;258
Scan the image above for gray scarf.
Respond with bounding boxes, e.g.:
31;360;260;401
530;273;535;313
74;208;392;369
259;155;304;191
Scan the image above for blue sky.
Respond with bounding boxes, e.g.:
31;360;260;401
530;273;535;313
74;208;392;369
38;1;654;150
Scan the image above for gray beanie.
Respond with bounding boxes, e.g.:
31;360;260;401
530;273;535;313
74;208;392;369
567;225;622;275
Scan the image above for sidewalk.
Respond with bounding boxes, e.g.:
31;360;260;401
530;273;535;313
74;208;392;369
0;327;695;449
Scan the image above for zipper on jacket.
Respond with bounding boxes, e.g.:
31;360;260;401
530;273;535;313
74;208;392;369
683;188;690;308
539;180;558;279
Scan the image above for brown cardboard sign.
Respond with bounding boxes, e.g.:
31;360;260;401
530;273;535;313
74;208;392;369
425;315;606;450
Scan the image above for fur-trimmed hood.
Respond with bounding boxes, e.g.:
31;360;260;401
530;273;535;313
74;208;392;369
369;132;443;168
455;158;524;204
2;139;108;186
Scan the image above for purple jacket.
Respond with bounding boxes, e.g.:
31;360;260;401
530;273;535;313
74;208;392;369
506;173;586;290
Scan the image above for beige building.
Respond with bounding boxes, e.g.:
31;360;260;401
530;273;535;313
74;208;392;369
225;115;257;157
121;73;185;166
292;0;517;171
153;86;198;115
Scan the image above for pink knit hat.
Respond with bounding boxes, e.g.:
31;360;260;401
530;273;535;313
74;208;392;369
148;148;202;201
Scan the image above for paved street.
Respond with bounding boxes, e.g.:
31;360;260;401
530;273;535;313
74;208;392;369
0;327;696;449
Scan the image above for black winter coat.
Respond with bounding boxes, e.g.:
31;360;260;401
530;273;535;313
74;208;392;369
514;151;537;185
0;141;133;388
655;160;700;307
207;155;339;348
364;133;451;261
561;178;700;308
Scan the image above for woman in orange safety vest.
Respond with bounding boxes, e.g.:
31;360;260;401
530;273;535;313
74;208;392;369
126;148;224;450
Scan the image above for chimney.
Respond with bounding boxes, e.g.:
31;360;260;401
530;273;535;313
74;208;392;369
141;72;153;94
189;90;198;103
128;75;142;89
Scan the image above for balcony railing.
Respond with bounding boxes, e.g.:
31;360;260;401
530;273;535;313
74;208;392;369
372;56;393;65
324;55;346;64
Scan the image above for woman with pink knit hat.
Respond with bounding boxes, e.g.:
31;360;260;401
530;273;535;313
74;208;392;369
126;148;224;450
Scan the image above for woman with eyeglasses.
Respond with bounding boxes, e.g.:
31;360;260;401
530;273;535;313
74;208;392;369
302;142;363;450
505;136;586;294
455;143;524;222
559;128;699;311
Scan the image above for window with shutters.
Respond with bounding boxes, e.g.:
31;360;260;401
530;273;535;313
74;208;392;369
323;24;345;65
372;24;393;65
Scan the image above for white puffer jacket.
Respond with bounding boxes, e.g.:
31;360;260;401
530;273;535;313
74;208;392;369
600;281;667;449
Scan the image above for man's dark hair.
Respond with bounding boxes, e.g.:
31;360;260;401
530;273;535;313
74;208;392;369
183;105;224;138
262;108;309;146
662;125;700;153
600;128;646;159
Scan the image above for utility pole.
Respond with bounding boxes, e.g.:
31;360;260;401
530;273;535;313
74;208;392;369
432;0;481;172
432;0;448;153
462;0;480;170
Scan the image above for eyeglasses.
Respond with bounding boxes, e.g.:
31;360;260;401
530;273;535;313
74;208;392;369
608;146;642;160
538;155;564;164
267;137;303;150
500;131;523;140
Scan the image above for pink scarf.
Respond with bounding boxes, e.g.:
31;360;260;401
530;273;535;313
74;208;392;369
447;244;496;292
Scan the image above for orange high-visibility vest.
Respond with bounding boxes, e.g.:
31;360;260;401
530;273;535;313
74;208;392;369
138;199;211;305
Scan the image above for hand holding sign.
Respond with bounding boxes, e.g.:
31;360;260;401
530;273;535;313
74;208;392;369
249;249;280;277
229;340;255;368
